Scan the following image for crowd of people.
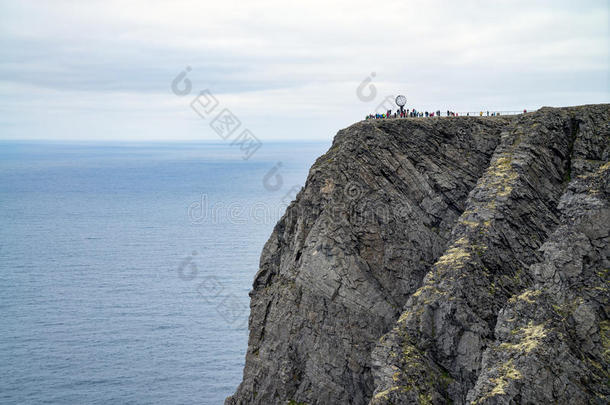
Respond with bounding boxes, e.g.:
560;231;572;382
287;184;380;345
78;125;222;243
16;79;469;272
366;109;528;120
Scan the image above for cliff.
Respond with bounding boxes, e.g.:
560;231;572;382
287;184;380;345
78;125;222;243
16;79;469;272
226;104;609;404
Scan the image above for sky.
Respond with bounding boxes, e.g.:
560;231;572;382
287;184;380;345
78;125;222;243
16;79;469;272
0;0;608;141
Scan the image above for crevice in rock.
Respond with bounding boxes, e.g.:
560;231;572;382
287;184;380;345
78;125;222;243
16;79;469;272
562;116;580;185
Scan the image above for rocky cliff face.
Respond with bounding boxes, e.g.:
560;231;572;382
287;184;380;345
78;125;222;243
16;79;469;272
226;104;609;405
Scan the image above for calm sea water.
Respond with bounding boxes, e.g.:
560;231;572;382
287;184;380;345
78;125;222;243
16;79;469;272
0;141;329;405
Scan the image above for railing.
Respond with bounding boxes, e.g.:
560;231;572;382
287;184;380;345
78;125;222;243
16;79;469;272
454;110;533;116
366;109;537;119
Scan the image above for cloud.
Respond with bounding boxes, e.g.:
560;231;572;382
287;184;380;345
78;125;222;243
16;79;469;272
0;0;608;141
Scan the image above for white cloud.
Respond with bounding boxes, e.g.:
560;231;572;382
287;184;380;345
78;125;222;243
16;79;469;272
0;0;608;141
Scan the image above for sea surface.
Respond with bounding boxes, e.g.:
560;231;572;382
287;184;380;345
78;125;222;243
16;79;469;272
0;140;330;404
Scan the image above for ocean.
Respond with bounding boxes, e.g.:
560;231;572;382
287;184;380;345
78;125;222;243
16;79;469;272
0;141;330;404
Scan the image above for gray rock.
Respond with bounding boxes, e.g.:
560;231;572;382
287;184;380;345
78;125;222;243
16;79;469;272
226;104;610;405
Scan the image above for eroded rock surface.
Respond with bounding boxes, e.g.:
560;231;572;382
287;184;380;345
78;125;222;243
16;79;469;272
227;105;609;405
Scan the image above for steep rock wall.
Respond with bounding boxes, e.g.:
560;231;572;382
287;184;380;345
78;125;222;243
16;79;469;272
227;104;609;405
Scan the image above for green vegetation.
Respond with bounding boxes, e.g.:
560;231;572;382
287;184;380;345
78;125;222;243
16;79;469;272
472;360;522;404
481;155;518;199
500;321;548;353
508;289;541;304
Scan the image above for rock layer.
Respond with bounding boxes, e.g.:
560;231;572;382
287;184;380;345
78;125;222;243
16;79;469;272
227;104;609;405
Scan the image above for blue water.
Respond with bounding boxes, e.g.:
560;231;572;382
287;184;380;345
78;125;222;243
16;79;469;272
0;141;329;405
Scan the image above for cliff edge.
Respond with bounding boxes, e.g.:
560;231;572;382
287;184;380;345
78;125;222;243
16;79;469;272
227;104;609;404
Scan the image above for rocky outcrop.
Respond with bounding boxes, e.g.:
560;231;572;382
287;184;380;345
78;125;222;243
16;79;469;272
226;104;609;404
466;162;609;404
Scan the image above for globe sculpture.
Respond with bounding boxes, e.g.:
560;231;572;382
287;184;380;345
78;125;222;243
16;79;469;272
395;95;406;113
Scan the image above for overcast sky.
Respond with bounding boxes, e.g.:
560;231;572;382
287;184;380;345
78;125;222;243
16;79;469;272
1;0;608;141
